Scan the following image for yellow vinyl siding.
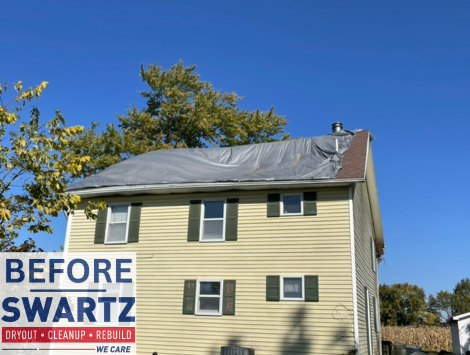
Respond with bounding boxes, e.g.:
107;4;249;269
68;187;354;355
353;180;381;355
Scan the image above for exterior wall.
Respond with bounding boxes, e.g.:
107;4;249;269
67;187;355;355
353;181;381;355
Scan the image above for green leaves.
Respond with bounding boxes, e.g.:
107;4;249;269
69;61;289;178
0;78;93;247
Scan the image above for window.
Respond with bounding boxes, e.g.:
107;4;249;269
281;276;304;301
280;194;303;216
201;200;225;241
371;237;376;272
105;205;130;244
96;283;122;325
196;280;223;316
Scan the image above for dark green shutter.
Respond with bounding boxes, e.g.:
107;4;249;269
222;280;236;315
94;208;108;244
303;191;317;216
267;194;280;217
127;203;142;243
305;275;319;302
266;276;280;301
187;200;201;242
225;198;239;241
182;280;197;314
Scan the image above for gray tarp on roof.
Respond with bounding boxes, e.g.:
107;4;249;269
67;131;356;191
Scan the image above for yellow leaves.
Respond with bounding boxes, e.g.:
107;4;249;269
34;82;48;98
14;81;23;91
0;209;11;221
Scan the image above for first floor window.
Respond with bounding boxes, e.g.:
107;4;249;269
281;276;304;300
196;280;223;315
106;205;130;244
281;194;303;216
97;283;122;325
201;200;225;241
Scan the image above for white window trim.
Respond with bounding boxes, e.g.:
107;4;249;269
375;297;380;333
104;203;131;245
280;276;305;301
199;199;226;242
365;287;373;355
280;193;303;216
371;237;376;272
96;282;123;325
195;279;224;316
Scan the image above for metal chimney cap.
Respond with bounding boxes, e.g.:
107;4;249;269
332;122;343;133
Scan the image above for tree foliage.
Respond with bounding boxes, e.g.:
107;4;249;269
69;61;289;178
0;78;99;250
429;278;470;322
379;283;430;326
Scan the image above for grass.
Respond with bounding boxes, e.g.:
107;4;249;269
381;325;452;353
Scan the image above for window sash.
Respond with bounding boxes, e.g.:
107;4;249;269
105;204;130;244
200;200;226;242
196;280;223;316
280;276;305;301
280;193;303;216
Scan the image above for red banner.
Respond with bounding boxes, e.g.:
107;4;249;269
2;327;135;343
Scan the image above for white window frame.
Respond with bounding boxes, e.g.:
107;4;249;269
195;279;223;316
371;237;376;272
280;276;305;301
96;282;123;325
280;193;303;216
200;199;226;242
374;297;380;333
105;203;131;245
365;287;373;355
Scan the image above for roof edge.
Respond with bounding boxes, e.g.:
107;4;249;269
68;178;364;198
364;134;385;247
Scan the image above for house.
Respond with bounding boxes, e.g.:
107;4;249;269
65;123;384;355
451;312;470;355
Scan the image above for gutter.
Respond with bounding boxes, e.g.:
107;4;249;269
66;178;364;198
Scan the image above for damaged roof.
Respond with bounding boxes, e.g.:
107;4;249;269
67;130;370;193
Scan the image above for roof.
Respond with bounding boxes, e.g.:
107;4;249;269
67;130;368;193
453;312;470;322
336;130;370;180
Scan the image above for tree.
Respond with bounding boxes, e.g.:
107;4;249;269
69;61;289;178
428;291;453;323
452;278;470;316
0;78;99;250
428;278;470;323
379;283;428;326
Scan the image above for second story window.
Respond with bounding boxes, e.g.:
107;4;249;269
281;194;303;216
106;205;130;244
201;200;225;242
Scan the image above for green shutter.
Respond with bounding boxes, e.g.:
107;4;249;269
222;280;236;315
225;198;239;241
187;200;201;242
305;275;319;302
303;191;317;216
94;208;108;244
182;280;197;314
266;276;280;301
127;203;142;243
267;194;280;217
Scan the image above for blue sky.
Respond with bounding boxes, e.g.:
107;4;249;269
2;0;469;297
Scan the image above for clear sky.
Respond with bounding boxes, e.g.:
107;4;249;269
2;0;469;297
